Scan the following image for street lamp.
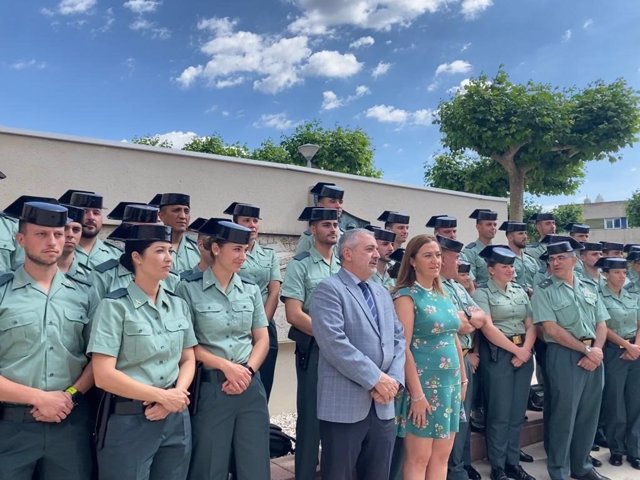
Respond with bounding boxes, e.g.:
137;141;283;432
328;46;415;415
298;143;320;168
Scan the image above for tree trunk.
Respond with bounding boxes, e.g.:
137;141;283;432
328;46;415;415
507;168;526;221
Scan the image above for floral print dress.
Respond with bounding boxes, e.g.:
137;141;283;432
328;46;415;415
394;282;463;438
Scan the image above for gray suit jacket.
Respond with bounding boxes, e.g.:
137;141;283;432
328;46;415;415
311;268;405;423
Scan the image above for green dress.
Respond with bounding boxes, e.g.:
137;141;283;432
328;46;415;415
394;283;463;438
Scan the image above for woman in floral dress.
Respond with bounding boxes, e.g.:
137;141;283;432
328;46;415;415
393;234;467;479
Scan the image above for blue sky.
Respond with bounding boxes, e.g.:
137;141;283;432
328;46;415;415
1;0;639;208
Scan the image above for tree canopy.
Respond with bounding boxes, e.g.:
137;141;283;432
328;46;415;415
626;190;640;228
522;201;583;241
436;69;640;220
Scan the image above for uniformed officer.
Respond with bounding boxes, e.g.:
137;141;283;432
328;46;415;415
577;242;604;289
0;201;93;479
176;220;270;480
88;224;197;480
600;241;624;258
624;245;640;285
531;234;565;287
185;217;213;274
223;202;282;400
378;210;410;250
60;190;123;270
462;209;498;286
426;215;458;240
57;204;92;284
628;251;640;292
366;225;396;290
500;221;537;295
457;260;474;295
473;246;536;480
566;223;591;242
149;193;200;272
282;207;341;480
595;257;640;470
526;213;556;268
532;239;611;480
295;182;345;254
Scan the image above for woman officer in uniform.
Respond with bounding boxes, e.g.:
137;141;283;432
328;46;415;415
597;257;640;469
223;202;281;399
88;224;197;480
472;246;536;480
176;220;270;480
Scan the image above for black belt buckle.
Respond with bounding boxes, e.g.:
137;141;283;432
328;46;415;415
112;397;146;415
201;368;226;383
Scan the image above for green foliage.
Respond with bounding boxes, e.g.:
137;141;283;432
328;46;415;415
251;139;292;164
523;200;543;241
553;204;584;233
183;133;251;158
626;190;640;228
131;135;173;148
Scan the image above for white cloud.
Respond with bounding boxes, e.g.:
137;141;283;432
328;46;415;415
461;42;472;52
156;131;198;149
321;85;370;110
349;36;375;49
446;77;471;94
253;113;298;130
461;0;493;20
176;65;204;88
427;81;439;92
354;85;370;97
58;0;96;15
365;104;434;126
124;0;162;14
435;60;472;76
130;18;171;39
10;59;47;70
583;19;593;29
304;51;362;77
562;29;572;42
372;61;391;78
215;77;245;88
197;17;237;35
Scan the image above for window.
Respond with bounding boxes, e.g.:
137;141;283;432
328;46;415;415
603;217;628;229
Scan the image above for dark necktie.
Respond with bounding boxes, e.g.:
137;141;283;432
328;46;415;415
358;281;379;325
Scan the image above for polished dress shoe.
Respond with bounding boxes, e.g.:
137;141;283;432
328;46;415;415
570;468;611;480
628;456;640;470
490;467;508;480
589;455;602;467
464;464;482;480
608;453;622;466
519;450;534;463
505;464;536;480
591;444;600;452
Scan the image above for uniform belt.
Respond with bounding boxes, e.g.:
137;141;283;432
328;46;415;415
620;337;637;349
508;334;525;347
580;338;595;347
0;404;38;423
111;396;146;415
201;368;227;383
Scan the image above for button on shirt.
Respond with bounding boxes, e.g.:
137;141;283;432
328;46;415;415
473;278;531;336
176;268;268;365
0;215;20;272
600;283;640;339
0;267;90;391
239;242;282;303
88;282;197;388
75;238;122;270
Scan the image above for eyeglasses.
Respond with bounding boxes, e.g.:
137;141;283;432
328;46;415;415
549;255;572;263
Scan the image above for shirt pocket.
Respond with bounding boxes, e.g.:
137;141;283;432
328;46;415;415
164;318;189;355
0;240;15;253
550;298;578;328
122;320;155;361
62;310;89;354
0;312;38;361
231;301;254;331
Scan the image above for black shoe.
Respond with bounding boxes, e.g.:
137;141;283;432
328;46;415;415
628;456;640;470
505;464;536;480
591;444;600;452
570;468;611;480
608;453;623;466
589;455;602;467
490;467;508;480
519;450;534;463
464;465;482;480
594;431;608;449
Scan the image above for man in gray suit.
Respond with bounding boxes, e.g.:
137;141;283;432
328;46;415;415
311;228;405;480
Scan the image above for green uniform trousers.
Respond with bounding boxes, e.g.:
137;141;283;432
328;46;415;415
480;339;533;469
188;372;270;480
545;343;603;480
258;320;279;400
602;342;640;457
0;400;92;480
295;341;320;480
98;407;191;480
447;355;474;479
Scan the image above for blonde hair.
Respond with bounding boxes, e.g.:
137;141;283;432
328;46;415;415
393;234;444;295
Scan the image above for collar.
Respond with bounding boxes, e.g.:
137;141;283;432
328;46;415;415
202;267;244;293
127;281;170;310
12;266;75;291
309;245;336;265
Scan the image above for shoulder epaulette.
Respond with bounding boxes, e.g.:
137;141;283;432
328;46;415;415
476;282;488;289
0;272;15;287
183;271;203;282
465;242;477;249
261;246;274;250
526;242;540;248
65;273;91;287
94;258;120;273
293;251;311;261
302;230;312;237
180;270;194;280
538;278;553;289
104;240;123;251
186;236;198;245
104;287;128;299
241;278;256;285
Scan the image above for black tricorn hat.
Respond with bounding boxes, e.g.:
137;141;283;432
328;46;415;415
389;248;405;263
426;215;457;228
479;245;517;265
69;192;104;209
58;189;95;204
436;234;464;253
108;205;160;241
310;182;344;200
188;217;208;232
499;221;527;233
529;213;555;223
600;241;624;252
540;234;566;245
125;224;173;243
566;223;590;234
540;238;584;261
377;211;410;224
595;257;627;271
63;205;85;224
3;195;59;219
107;202;148;220
223;202;261;219
365;225;396;243
21;202;69;228
469;209;497;221
458;260;471;273
197;217;232;237
214;221;251;244
149;193;190;208
580;242;603;252
627;251;640;263
298;207;338;223
624;244;640;253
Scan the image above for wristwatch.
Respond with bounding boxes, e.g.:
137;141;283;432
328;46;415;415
584;345;592;355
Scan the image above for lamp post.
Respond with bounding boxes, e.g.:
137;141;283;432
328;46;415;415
298;143;320;168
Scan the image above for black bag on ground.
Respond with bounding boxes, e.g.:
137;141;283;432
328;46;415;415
270;423;295;458
528;384;544;412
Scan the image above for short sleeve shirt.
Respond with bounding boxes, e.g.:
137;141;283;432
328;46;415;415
172;235;200;273
473;279;531;336
462;239;489;285
442;277;482;349
239;242;282;303
600;283;640;339
75;238;122;270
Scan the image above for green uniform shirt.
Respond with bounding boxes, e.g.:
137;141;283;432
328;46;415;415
88;282;197;388
370;265;395;290
281;247;341;313
172;235;200;273
473;279;531;336
526;242;547;269
75;238;122;270
0;215;21;272
576;269;605;292
176;268;268;365
600;283;640;339
532;274;610;343
239;242;282;303
514;251;538;290
442;277;481;349
65;255;93;285
294;228;343;255
462;239;489;285
0;267;90;391
626;277;640;295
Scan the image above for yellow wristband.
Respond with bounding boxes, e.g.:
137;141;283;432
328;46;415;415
65;386;78;396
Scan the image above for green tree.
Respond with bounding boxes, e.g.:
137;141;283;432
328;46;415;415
523;200;543;241
131;135;173;148
553;204;584;232
183;133;251;158
626;190;640;227
251;139;292;164
436;69;640;220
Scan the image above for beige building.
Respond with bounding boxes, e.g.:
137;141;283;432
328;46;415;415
581;198;640;244
1;126;508;414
